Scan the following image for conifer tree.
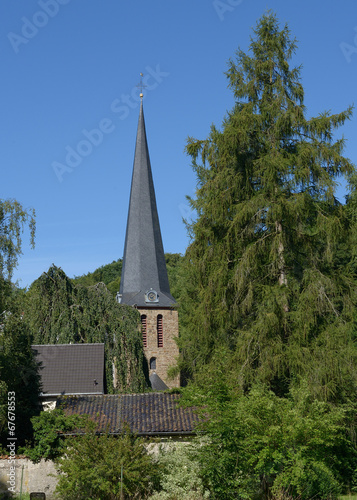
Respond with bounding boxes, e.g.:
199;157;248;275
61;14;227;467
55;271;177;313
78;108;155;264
179;12;356;400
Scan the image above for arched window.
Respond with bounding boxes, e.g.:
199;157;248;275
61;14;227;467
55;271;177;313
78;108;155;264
141;315;147;348
150;357;156;370
157;314;163;348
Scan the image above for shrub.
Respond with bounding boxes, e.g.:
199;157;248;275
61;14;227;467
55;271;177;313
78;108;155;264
55;425;161;500
20;408;87;462
149;439;209;499
187;381;355;499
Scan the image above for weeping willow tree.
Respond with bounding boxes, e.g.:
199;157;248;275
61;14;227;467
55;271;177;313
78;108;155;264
25;265;147;393
179;12;357;401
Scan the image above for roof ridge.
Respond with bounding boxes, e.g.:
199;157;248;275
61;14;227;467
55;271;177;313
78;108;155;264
32;343;105;347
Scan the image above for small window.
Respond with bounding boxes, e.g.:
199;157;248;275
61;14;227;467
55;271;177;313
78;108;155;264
141;315;147;348
150;357;156;370
157;314;163;348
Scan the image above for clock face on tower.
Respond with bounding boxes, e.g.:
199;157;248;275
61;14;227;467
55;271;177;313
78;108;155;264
145;289;159;303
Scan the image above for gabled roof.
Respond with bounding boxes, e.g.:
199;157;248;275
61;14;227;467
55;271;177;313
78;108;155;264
119;100;176;308
57;393;201;435
32;343;105;396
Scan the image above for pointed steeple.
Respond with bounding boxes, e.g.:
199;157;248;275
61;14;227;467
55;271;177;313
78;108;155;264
119;100;176;308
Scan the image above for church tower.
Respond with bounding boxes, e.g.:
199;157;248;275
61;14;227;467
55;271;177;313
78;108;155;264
118;96;179;389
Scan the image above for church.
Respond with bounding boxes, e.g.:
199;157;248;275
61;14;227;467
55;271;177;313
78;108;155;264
117;94;180;389
33;92;180;399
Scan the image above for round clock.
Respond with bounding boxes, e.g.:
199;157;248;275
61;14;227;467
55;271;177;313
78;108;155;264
146;289;158;303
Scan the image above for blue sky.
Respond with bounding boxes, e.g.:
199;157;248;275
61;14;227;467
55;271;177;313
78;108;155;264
1;0;357;288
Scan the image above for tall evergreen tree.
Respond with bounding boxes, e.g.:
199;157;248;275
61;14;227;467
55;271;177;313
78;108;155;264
179;12;356;400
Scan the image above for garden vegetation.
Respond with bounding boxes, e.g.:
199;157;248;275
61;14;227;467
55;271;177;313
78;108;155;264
1;11;357;499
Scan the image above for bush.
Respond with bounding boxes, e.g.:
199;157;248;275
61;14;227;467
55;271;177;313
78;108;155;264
20;409;87;462
185;381;355;499
149;439;209;499
55;424;161;500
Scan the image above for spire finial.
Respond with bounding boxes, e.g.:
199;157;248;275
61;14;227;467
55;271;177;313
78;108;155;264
137;72;147;99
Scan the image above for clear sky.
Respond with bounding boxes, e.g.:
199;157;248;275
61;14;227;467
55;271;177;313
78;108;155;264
1;0;357;288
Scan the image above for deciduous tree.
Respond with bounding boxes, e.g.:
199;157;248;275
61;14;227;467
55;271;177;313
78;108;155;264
25;265;148;393
0;199;35;281
184;373;355;500
0;198;37;446
0;315;41;446
0;198;35;313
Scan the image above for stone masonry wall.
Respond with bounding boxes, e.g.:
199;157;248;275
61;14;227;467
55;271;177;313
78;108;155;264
0;439;191;499
140;307;180;388
0;458;58;499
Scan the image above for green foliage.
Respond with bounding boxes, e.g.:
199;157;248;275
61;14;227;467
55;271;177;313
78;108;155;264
183;374;355;500
0;198;35;324
72;254;184;299
73;259;123;293
0;314;41;447
24;265;147;393
179;12;357;402
0;199;38;449
149;440;210;500
0;199;35;282
55;425;161;500
21;408;88;462
165;253;184;303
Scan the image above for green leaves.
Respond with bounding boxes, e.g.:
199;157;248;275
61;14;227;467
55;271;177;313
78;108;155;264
25;265;147;393
0;198;35;281
177;15;357;496
73;259;123;293
178;11;356;401
0;314;41;446
55;425;161;500
21;409;88;462
186;381;353;499
150;441;210;500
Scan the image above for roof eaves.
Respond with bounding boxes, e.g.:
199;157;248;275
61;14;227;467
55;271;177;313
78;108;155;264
61;430;198;437
32;343;105;347
41;392;104;397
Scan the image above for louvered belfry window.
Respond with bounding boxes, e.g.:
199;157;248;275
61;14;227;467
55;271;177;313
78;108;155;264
141;315;147;348
157;314;163;347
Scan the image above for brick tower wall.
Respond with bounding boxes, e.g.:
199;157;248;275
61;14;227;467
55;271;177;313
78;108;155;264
139;308;180;388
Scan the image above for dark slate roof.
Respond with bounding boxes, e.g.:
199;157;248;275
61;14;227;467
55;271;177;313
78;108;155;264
149;372;169;391
119;100;176;308
32;344;105;396
57;393;201;435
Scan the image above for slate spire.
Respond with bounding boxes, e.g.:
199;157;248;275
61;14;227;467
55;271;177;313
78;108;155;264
119;100;176;308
